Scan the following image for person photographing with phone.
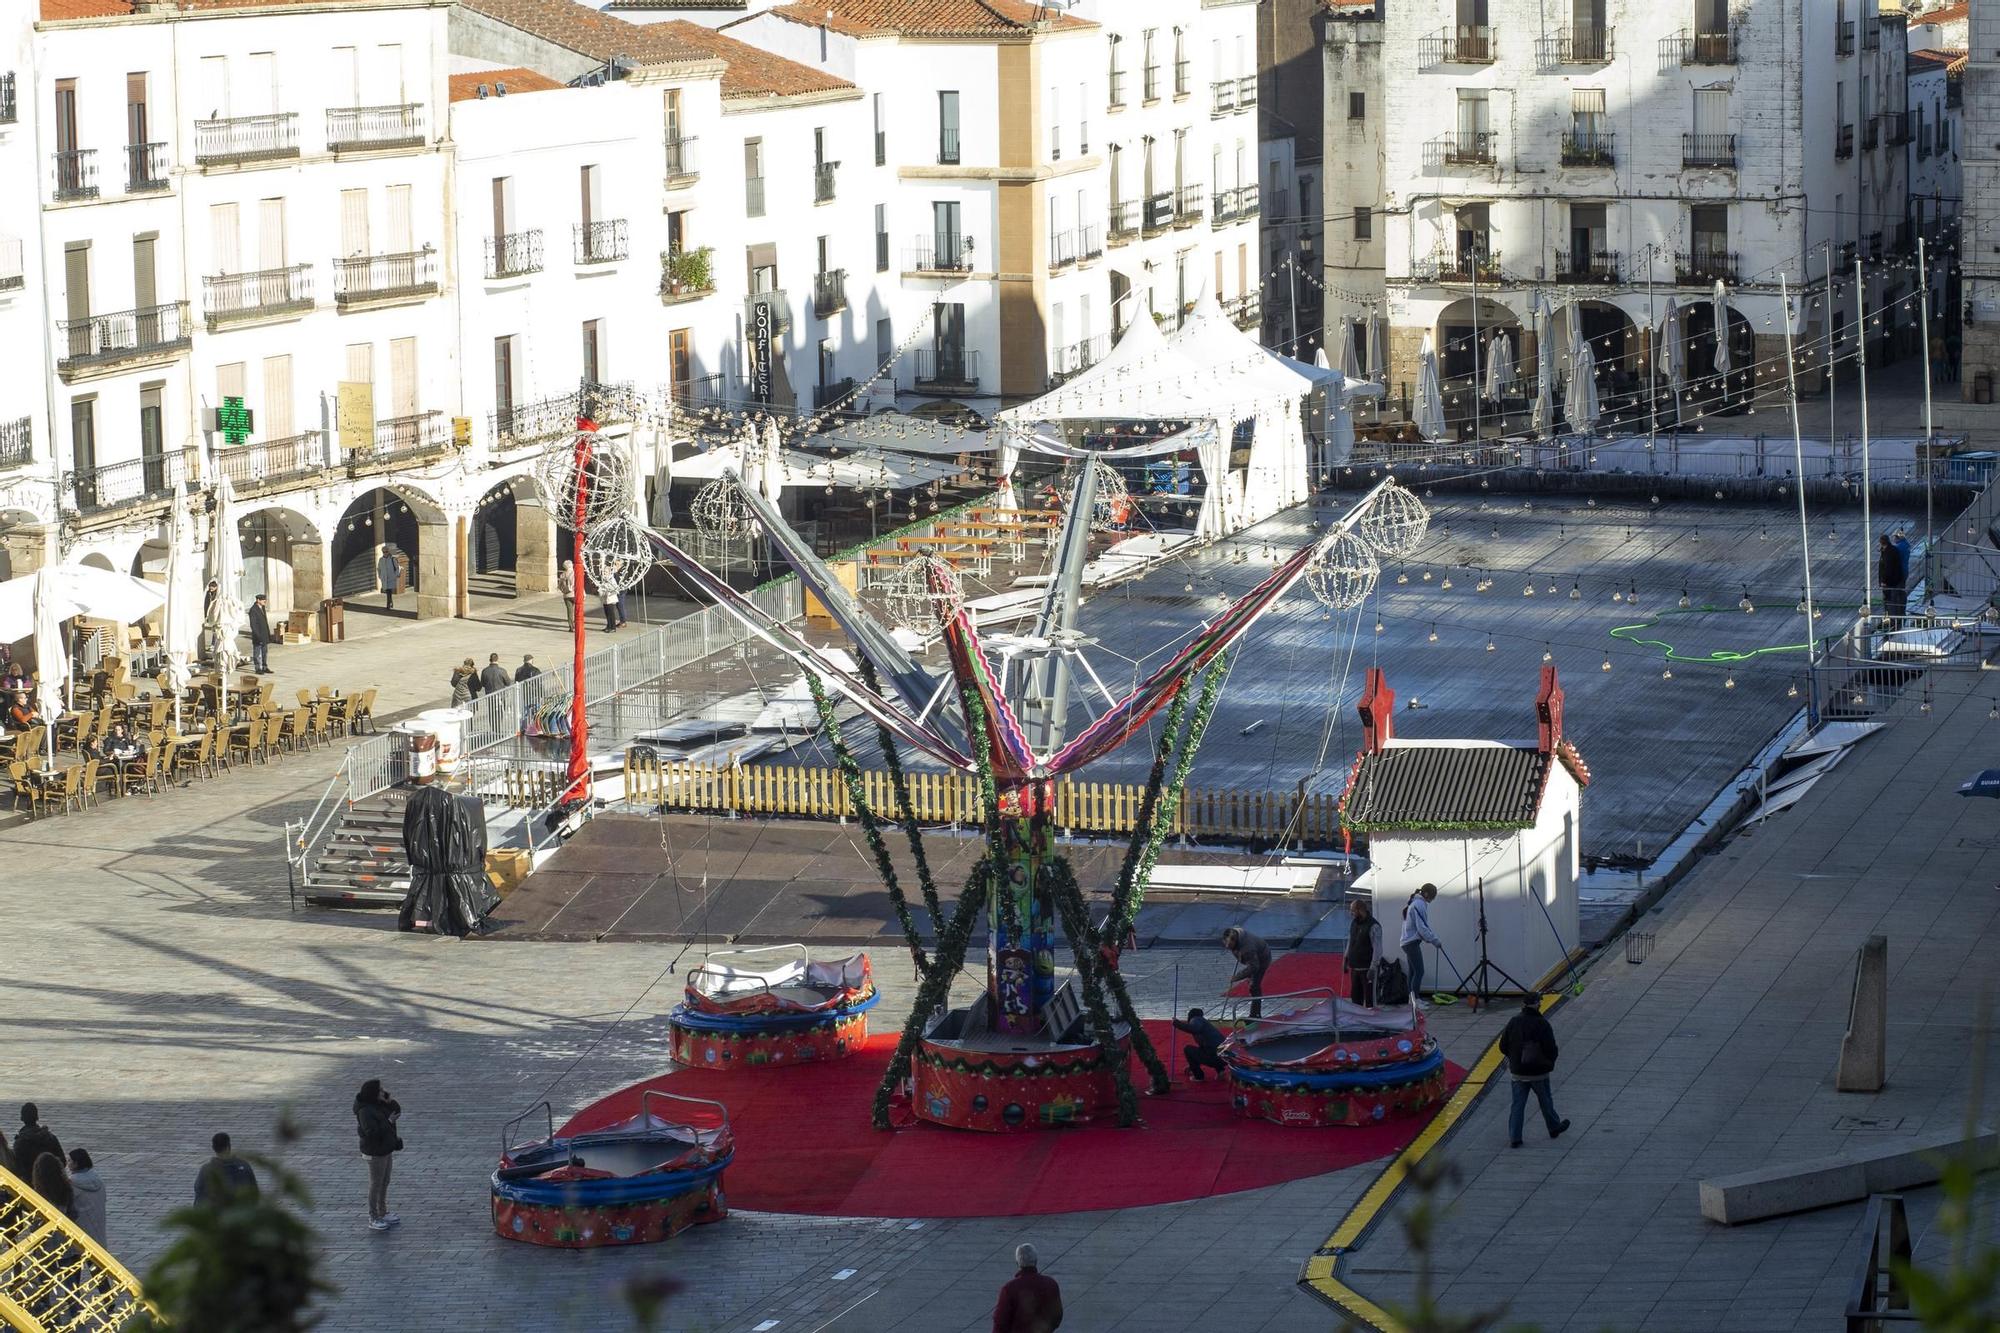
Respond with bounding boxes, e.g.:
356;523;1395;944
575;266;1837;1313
353;1079;404;1231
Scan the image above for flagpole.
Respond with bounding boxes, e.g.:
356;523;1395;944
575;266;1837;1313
1824;243;1838;461
1646;244;1657;466
1854;255;1873;620
1779;271;1821;729
1917;235;1936;606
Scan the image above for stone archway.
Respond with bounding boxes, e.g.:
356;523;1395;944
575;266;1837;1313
469;472;556;596
330;482;451;618
235;505;325;620
1436;297;1524;437
1677;302;1757;417
1567;300;1642;423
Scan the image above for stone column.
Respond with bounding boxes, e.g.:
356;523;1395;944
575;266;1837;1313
516;499;556;593
291;534;329;611
415;517;456;620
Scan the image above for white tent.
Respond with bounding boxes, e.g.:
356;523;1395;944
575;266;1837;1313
0;564;166;644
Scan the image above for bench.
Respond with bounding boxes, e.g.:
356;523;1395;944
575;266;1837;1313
1698;1125;1997;1225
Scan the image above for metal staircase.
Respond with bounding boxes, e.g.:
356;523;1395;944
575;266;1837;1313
299;788;413;909
0;1165;152;1331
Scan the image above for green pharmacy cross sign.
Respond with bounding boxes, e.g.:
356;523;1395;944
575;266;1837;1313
218;396;254;447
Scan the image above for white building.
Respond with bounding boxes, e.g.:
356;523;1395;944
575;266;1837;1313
1959;0;2000;407
1907;49;1961;243
0;0;53;578
1325;0;1920;433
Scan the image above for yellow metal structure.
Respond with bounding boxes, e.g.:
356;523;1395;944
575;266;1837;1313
0;1166;152;1331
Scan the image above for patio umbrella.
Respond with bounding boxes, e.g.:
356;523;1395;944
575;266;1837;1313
1531;296;1556;436
1367;312;1388;383
1564;301;1583;371
208;473;246;677
1337;319;1361;378
0;564;168;642
1414;334;1447;441
1712;278;1732;376
161;481;202;732
1660;297;1686;420
1484;331;1516;402
31;568;65;771
761;417;784;503
1566;338;1601;434
737;422;763;506
650;407;675;527
1958;769;2000;799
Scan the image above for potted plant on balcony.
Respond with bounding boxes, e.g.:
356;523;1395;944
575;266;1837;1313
662;246;713;298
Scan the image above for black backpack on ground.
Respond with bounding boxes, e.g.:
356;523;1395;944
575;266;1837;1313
1375;959;1410;1006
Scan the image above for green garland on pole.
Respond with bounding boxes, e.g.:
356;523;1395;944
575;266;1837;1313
1112;654;1231;945
855;657;944;925
1105;684;1191;943
1042;858;1143;1126
870;858;989;1130
804;669;929;973
1044;855;1170;1102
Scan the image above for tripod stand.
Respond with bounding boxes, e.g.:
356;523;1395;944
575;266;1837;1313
1452;876;1525;1007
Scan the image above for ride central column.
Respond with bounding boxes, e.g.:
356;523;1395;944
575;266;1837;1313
989;781;1057;1034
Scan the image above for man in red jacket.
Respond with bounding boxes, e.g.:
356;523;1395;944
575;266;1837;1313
993;1243;1063;1332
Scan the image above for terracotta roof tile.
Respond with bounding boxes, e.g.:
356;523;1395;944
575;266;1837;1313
648;19;855;99
448;67;567;102
764;0;1093;39
1912;45;1968;76
1915;3;1967;26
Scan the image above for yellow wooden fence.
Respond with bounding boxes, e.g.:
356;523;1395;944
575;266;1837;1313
621;751;1345;848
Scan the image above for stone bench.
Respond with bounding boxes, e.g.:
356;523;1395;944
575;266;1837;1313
1699;1126;1997;1225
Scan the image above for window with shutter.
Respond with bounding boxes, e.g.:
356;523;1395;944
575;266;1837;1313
389;338;417;418
1693;88;1728;137
263;356;292;437
211;203;240;274
346;342;373;389
387;184;413;253
218;361;246;405
340;189;369;258
259;198;286;269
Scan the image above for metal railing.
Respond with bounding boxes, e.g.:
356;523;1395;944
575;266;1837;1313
1238;75;1257;107
53;147;97;200
575;219;628;265
1836;18;1855;56
371;410;449;460
1862;117;1879;150
906;233;972;272
1539;24;1612;64
333;247;437;305
1554;248;1619;283
812;267;848;317
65;450;192;514
665;135;698;182
194;112;299;165
1049;334;1106;386
492;388;613;449
0;237;21;293
1143;190;1175;231
1076;222;1102;261
203;263;313;323
1426;130;1496;167
0;416;30;468
1108;69;1125;108
1108;200;1139;242
915;348;978;387
1837;123;1855;158
746;175;765;217
1211;78;1236;114
1561;129;1614;165
1879;110;1911;146
125;141;169;191
1420;25;1495;65
1143;64;1160;100
0;72;14;124
1862;15;1879;49
1224;291;1261;329
660;245;714;300
57;301;190;372
1662;29;1735;66
814;160;838;203
671;371;731;409
938;127;960;165
1415;246;1502;283
1844;1194;1917;1331
1048;228;1077;270
875;127;885;166
1682;132;1737;168
813;376;856;410
1675;247;1737;282
326;103;424;151
1174;183;1204;226
1174;58;1190;96
215;431;327;490
485;229;543;279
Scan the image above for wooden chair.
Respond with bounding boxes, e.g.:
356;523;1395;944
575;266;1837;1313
265;710;288;757
116;747;152;797
130;745;167;797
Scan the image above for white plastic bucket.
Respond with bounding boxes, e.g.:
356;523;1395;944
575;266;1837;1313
416;707;473;774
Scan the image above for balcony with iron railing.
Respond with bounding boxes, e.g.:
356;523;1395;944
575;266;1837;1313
194;112;299;166
660;245;714;302
1537;24;1612;65
1108;69;1125;109
0;238;21;294
1049;334;1107;387
1076;223;1103;263
203;264;313;326
1560;130;1614;166
1415;245;1502;283
0;417;31;469
1836;18;1854;56
56;301;190;375
1108;200;1139;244
1173;183;1204;227
1143;64;1160;102
1419;26;1495;65
125;142;168;192
1174;59;1190;96
65;450;192;516
1223;290;1261;330
1237;75;1257;108
664;136;698;186
486;230;544;279
371;410;450;461
1837;123;1855;158
575;219;628;265
1682;132;1736;168
1424;130;1496;168
812;268;847;317
671;372;731;410
1211;78;1236;115
875;128;885;166
1865;229;1884;260
1880;110;1911;147
745;175;765;217
53;148;97;201
1661;29;1735;67
0;72;14;125
938;126;960;165
1675;247;1737;283
333;247;437;307
915;347;978;389
326;103;424;152
1862;117;1879;150
1554;248;1619;284
744;290;791;336
215;431;327;492
1048;228;1077;271
814;161;838;203
813;377;856;410
906;233;973;273
1143;191;1175;233
1862;15;1879;49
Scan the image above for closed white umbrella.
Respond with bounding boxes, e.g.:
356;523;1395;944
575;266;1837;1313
737;422;762;504
1660;297;1685;421
1564;301;1583;370
1415;334;1447;441
761;417;784;502
161;481;202;731
1532;296;1556;436
1484;331;1516;401
209;473;246;676
32;568;66;771
1337;319;1361;378
1566;338;1601;434
1367;313;1388;383
650;406;675;527
1712;279;1732;376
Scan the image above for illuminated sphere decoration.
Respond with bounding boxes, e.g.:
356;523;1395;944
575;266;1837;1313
1358;480;1432;559
875;553;965;635
581;515;653;595
1088;467;1131;533
1306;531;1380;611
536;435;634;530
691;478;754;541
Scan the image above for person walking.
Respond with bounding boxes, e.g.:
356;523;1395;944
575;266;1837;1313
194;1132;259;1206
1499;995;1570;1148
513;654;540;683
354;1079;402;1231
1400;883;1443;1011
479;653;510;696
449;661;475;706
600;584;620;632
67;1149;107;1245
991;1242;1063;1333
14;1105;62;1183
1171;1007;1228;1082
247;594;274;674
377;548;401;612
1221;925;1271;1019
1878;533;1908;619
1346;897;1384;1008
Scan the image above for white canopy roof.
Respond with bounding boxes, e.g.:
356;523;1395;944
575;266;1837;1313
996;308;1245;425
670;442;961;492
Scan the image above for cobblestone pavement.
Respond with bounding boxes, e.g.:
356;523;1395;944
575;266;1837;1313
0;736;1514;1332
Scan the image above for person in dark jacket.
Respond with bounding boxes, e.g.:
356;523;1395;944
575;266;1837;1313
478;653;510;695
354;1079;402;1231
1222;925;1272;1019
1498;995;1571;1148
195;1132;259;1207
13;1106;62;1186
29;1152;73;1219
247;594;273;674
1345;898;1383;1007
377;549;401;611
992;1242;1062;1333
1878;533;1908;619
1171;1007;1228;1081
513;654;540;683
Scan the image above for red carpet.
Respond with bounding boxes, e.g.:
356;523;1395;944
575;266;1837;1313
560;954;1462;1218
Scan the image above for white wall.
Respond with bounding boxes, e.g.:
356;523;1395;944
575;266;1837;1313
0;0;53;546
